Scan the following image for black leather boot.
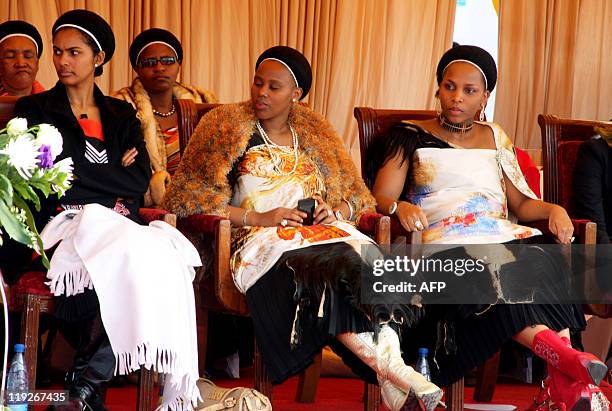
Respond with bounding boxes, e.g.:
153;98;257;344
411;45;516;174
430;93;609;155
58;311;115;411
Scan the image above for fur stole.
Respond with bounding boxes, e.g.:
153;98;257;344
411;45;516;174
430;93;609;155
112;78;218;173
162;101;376;218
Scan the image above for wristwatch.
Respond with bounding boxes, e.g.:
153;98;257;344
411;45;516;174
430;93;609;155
388;201;398;215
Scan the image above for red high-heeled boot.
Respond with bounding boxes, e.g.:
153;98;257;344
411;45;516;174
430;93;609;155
532;329;608;386
529;336;610;411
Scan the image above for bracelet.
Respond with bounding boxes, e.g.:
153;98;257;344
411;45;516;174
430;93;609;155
342;199;354;221
242;209;251;226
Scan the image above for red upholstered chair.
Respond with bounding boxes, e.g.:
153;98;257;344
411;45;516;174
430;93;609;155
0;96;173;411
538;114;604;316
175;99;389;410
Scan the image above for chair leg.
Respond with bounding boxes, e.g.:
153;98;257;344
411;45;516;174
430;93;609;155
137;366;155;411
196;307;209;376
254;343;272;401
295;351;322;403
363;381;381;411
446;378;464;411
20;294;41;391
473;351;500;402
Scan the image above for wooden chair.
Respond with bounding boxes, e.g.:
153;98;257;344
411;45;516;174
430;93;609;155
0;96;163;411
538;114;603;314
175;99;388;410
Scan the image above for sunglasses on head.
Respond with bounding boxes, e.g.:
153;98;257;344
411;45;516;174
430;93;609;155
137;56;177;68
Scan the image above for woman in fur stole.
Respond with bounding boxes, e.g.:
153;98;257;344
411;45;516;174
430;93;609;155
113;28;217;207
163;46;442;411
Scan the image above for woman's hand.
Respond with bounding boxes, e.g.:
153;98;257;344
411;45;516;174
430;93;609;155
548;205;574;244
121;147;138;167
396;201;429;232
251;207;307;227
312;194;337;224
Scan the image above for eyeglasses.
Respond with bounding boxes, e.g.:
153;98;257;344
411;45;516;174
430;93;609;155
137;56;177;68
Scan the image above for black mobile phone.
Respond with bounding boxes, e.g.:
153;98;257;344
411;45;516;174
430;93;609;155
297;198;316;225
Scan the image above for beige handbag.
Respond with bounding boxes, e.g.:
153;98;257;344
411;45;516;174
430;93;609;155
195;378;272;411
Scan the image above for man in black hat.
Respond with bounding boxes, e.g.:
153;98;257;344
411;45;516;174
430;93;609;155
0;20;45;97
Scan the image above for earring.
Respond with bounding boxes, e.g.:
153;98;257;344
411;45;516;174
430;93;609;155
94;63;99;67
292;98;297;103
479;104;485;122
434;96;441;117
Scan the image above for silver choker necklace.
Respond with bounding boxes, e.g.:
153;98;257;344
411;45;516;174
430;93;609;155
439;114;473;134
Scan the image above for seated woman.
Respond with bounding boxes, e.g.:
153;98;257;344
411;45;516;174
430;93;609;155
573;122;612;244
113;28;217;207
372;45;609;410
163;46;442;411
16;10;199;410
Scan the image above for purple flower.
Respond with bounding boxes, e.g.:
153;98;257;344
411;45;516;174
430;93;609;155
37;145;54;168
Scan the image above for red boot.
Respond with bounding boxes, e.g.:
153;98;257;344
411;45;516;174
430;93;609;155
532;329;608;386
530;335;610;411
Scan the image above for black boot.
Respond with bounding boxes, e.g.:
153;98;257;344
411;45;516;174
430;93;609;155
57;311;115;411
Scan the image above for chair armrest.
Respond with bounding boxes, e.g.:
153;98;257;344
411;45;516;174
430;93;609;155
388;217;422;244
358;213;391;245
176;214;227;235
139;208;177;227
525;219;597;244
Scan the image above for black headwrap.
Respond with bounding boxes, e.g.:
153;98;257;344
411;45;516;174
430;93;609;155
52;10;115;76
436;45;497;92
256;46;312;100
0;20;43;58
129;28;183;69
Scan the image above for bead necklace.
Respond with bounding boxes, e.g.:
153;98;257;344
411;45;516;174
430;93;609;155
153;102;176;117
255;120;299;176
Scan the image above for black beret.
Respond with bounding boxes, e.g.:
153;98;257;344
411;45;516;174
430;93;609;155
436;45;497;92
256;46;312;100
129;28;183;69
52;9;115;65
0;20;43;58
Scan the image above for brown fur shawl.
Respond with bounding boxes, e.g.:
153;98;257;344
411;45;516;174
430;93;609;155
162;101;375;218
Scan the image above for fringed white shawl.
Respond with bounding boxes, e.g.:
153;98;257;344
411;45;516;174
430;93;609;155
41;204;202;410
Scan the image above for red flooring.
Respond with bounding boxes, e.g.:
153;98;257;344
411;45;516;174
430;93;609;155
102;375;543;411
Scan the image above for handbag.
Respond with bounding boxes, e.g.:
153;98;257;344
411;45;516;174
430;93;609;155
195;378;272;411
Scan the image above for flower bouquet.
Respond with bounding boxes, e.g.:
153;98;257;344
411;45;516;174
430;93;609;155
0;117;73;266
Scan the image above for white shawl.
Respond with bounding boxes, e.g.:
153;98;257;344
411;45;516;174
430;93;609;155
41;204;202;410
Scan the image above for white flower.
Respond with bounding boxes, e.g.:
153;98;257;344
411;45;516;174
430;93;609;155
52;157;74;194
54;157;74;178
35;124;63;159
0;135;39;179
6;117;28;136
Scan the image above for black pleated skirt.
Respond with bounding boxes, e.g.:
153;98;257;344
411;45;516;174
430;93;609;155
399;237;587;386
246;242;379;384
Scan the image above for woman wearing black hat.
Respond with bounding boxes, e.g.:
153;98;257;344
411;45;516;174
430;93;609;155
162;45;443;411
113;28;217;207
0;20;45;96
14;9;151;410
372;45;609;409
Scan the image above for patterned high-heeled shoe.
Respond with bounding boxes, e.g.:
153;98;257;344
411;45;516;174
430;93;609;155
337;325;443;411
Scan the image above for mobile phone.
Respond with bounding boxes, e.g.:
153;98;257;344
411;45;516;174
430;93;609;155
297;198;316;225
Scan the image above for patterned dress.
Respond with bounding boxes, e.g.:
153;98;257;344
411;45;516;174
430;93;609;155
233;133;379;384
379;122;586;386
